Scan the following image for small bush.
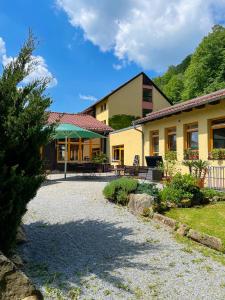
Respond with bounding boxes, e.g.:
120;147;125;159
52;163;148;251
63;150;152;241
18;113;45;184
103;178;138;205
136;183;159;197
160;173;204;207
202;188;225;200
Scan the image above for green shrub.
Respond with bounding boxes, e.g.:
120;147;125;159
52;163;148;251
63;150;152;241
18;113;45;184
103;178;138;205
159;186;192;205
202;188;225;200
136;183;159;197
160;173;204;207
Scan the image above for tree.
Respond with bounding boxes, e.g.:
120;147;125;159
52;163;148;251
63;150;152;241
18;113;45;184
109;114;139;130
0;33;53;254
182;25;225;99
154;25;225;103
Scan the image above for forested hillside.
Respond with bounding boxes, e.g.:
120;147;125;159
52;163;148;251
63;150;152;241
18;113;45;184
154;25;225;103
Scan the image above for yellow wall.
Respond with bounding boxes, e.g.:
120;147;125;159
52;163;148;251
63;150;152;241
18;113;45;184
108;75;143;118
95;101;109;124
153;87;171;111
109;126;143;166
143;101;225;172
94;74;171;125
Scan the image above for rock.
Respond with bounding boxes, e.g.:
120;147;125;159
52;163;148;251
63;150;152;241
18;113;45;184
180;199;192;208
22;297;41;300
176;223;190;236
153;213;178;230
128;193;155;216
16;224;27;244
0;251;43;300
212;196;220;202
10;254;24;267
187;229;223;251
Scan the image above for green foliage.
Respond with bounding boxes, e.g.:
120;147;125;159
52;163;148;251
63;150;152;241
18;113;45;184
103;177;138;205
136;182;159;197
154;25;225;103
160;173;204;206
201;188;225;200
210;148;225;160
157;151;177;178
92;153;108;164
109;114;139;130
0;33;53;254
183;159;208;179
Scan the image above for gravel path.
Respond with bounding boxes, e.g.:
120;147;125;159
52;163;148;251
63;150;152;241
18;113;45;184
20;174;225;300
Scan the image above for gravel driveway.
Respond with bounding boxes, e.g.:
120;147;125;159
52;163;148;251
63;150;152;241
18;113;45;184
20;174;225;300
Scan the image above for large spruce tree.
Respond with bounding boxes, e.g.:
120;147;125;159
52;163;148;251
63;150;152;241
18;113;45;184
0;33;53;254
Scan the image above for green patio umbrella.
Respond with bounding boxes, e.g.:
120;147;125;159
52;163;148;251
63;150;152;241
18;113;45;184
54;123;105;179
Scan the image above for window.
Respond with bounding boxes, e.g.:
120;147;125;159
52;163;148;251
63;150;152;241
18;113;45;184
210;118;225;149
101;103;107;112
112;145;124;164
184;123;199;159
166;127;176;152
185;123;198;150
150;131;159;156
143;88;152;102
142;109;152;117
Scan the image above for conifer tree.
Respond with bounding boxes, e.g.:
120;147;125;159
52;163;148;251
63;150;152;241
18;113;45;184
0;33;53;254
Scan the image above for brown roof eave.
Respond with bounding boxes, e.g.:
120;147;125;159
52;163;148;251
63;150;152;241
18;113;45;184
134;94;225;125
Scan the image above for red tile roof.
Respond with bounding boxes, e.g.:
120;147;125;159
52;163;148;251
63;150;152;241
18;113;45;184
134;88;225;125
48;112;113;133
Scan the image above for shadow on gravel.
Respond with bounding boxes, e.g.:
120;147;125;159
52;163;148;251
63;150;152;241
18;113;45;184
41;175;116;187
20;219;164;296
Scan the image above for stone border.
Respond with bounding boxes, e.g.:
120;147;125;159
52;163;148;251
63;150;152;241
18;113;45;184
152;213;224;252
0;251;43;300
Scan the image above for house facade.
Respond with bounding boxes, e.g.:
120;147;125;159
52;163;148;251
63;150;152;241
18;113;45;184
109;88;225;172
83;72;172;125
44;112;112;171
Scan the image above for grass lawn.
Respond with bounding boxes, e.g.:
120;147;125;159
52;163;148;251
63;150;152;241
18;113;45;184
165;202;225;247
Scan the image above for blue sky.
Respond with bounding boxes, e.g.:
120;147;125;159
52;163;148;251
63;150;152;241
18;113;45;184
0;0;224;113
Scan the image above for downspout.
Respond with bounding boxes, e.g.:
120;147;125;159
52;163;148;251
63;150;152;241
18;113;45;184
132;121;144;166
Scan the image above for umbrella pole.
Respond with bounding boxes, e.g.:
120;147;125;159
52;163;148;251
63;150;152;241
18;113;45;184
64;136;68;179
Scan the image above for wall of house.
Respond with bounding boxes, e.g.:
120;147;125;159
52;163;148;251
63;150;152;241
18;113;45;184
95;100;109;124
109;126;143;166
142;101;225;172
152;87;172;111
108;75;143;119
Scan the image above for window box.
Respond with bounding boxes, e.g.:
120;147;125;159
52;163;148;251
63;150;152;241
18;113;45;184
184;149;199;160
209;149;225;160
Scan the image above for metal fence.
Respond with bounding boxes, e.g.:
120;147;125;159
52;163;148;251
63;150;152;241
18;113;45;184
207;166;225;190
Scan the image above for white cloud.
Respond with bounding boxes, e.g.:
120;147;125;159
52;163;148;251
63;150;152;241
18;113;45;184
79;94;97;101
56;0;225;71
0;37;57;88
113;63;123;71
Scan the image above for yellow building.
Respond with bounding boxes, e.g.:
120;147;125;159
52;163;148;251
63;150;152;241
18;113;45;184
83;72;172;125
109;88;225;172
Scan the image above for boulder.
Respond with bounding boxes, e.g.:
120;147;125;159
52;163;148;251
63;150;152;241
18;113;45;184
153;213;178;230
187;229;223;251
10;254;24;267
176;223;190;236
0;251;43;300
16;225;27;244
128;193;155;216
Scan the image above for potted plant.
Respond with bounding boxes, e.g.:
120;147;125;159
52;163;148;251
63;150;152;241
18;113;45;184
184;149;199;160
210;148;225;160
92;153;108;172
183;159;208;188
157;151;177;183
